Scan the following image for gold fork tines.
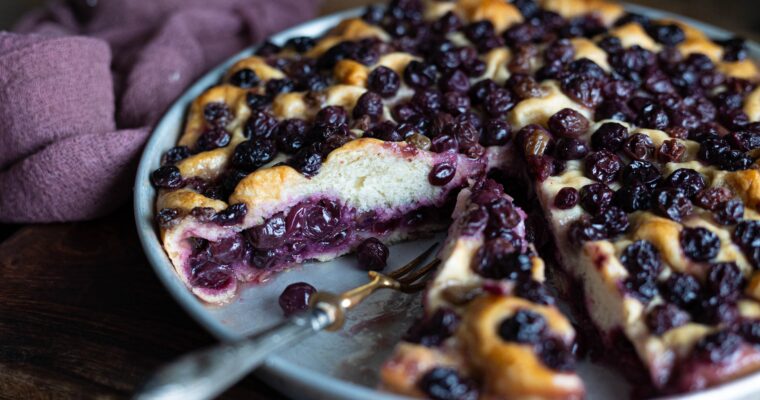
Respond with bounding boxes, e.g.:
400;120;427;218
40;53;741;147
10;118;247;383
311;243;440;331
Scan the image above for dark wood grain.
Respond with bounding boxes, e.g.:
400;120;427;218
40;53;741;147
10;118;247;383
0;208;284;399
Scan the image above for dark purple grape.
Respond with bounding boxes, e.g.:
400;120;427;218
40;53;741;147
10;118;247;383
472;239;532;280
544;38;575;64
266;78;295;96
190;260;233;289
538;337;576;372
468;79;498;105
353;91;384;119
279;282;316;316
591;206;629;235
417;367;478;400
579;183;614;214
560;75;603;108
548;108;589;138
555;187;580;209
232;139;276;172
356;237;389;271
367;66;400;97
505;73;542;99
595;99;634;122
432;11;463;34
635;102;669;130
230;68;260;88
247;213;287;249
361;4;384;23
430;134;459;153
480;119;511;146
315;105;348;126
196;128;231;151
482;88;515;117
404;308;461;347
646;303;690;335
442;91;471;116
212;203;247;226
276;119;309;154
404;60;438;88
698;296;740;325
285;36;316;53
714;199;744;225
554;138;588;160
657;139;686;163
150;166;183;189
245;110;279;139
567;218;608;244
621;240;663;281
156;208;180;229
609;45;655;82
438;69;470;93
246;93;270;110
585;150;622;183
664;169;706;198
203;102;232;127
161;146;191;166
706;262;744;301
660;273;701;309
623;276;659;302
255;40;281;56
498;310;547;344
622;160;661;189
591;122;628;152
693;331;742;363
623;133;655;161
680;227;720;262
301;200;341;241
613;183;651;212
727;131;760;152
646;23;685;46
428;162;456;186
411;89;442;114
597;35;623;54
653;188;692;222
718;37;749;62
695;187;733;211
733;221;760;268
289;145;323;177
738;320;760;344
208;235;248;264
367;120;403;142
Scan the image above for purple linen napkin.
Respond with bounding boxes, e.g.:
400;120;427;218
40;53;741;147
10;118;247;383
0;0;321;223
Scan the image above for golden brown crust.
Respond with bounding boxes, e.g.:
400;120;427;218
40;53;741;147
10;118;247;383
459;295;584;400
333;59;369;86
726;169;760;211
539;0;625;26
463;0;524;33
609;22;660;51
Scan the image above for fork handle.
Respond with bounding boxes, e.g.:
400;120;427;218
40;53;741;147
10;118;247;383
134;307;333;400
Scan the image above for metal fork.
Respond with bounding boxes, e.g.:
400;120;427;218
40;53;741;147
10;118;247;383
135;244;440;400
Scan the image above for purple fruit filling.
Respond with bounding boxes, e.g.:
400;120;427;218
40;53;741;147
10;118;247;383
183;197;454;292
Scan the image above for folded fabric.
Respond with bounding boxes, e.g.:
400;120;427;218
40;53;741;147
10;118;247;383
0;0;321;223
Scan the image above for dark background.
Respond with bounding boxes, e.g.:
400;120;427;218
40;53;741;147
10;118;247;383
1;0;759;40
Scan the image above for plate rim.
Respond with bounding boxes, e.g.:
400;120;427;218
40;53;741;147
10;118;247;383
133;4;760;400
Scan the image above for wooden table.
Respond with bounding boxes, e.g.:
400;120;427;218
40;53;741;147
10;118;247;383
0;1;757;399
